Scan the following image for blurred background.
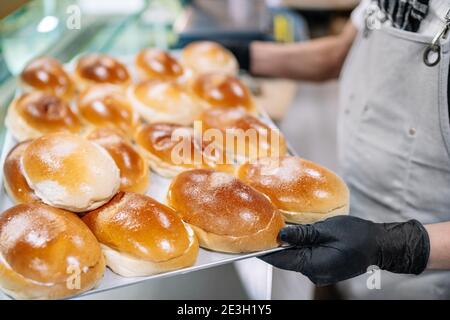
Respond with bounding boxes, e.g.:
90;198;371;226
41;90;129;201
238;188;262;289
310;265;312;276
0;0;360;300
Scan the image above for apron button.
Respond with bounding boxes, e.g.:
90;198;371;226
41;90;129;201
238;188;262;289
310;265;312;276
345;108;350;115
409;128;417;136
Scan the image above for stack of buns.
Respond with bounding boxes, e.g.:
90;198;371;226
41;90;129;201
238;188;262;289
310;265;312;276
0;43;349;299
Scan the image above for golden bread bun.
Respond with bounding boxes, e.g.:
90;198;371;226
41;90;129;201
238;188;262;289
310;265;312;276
201;107;286;161
181;41;238;76
167;169;285;253
20;56;74;99
0;203;105;299
3;140;40;204
74;54;130;89
21;133;120;212
135;48;184;81
191;73;256;113
86;128;149;194
127;80;202;125
5;92;82;142
135;123;233;177
82;192;198;277
236;157;350;224
78;84;139;137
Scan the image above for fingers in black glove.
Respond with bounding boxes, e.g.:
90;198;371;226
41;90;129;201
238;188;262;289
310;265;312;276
279;224;322;245
260;216;430;287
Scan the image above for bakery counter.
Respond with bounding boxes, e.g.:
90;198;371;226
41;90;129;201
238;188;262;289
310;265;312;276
0;0;349;300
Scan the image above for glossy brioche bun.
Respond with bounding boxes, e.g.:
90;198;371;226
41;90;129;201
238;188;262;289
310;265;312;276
3;140;40;204
0;203;105;299
236;157;350;224
135;123;233;177
20;56;75;99
78;84;139;137
74;54;130;90
167;169;285;253
201;107;286;161
191;73;256;113
82;192;198;277
181;41;238;76
21;133;120;212
86;128;149;194
127;80;202;126
5;92;82;142
135;48;184;81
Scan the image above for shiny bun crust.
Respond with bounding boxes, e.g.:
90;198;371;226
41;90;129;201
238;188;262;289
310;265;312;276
3;140;40;204
236;157;350;224
0;204;105;299
134;123;234;177
192;73;256;113
78;84;139;136
74;54;130;89
181;41;238;76
127;80;202;126
200;107;286;161
167;169;284;253
86;128;149;194
20;56;74;99
21;133;120;212
134;123;198;177
5;92;82;142
135;48;184;81
82;192;198;277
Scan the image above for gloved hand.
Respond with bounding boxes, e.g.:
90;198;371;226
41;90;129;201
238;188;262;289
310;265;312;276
260;216;430;287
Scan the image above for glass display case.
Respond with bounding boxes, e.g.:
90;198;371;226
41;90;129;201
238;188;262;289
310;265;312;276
0;0;183;146
0;0;308;149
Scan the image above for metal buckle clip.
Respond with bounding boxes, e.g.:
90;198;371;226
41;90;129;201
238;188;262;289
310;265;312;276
423;9;450;67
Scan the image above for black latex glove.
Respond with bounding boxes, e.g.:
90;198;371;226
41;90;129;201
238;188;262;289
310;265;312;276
260;216;430;287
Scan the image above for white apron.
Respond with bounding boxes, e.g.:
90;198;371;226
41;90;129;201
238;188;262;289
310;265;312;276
336;11;450;299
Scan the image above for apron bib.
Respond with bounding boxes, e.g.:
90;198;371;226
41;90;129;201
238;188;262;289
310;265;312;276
336;15;450;299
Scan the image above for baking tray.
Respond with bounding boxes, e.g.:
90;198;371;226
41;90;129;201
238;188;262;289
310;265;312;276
0;56;295;299
0;128;288;298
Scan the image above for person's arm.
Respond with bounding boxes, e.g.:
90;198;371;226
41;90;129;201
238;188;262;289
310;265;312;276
260;216;432;286
250;21;358;81
425;222;450;269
